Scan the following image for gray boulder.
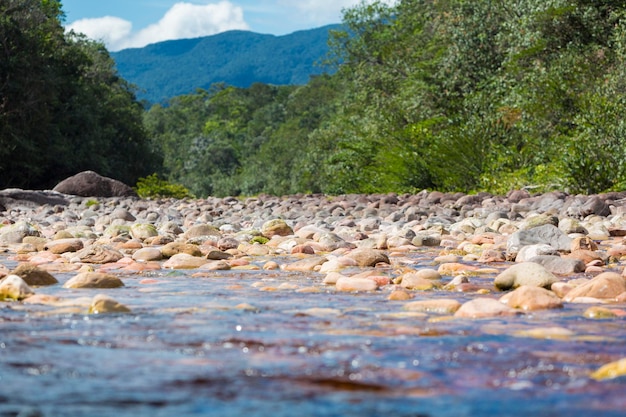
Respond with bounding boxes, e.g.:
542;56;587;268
53;171;136;198
506;224;572;257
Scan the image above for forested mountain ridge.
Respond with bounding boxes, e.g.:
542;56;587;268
111;25;341;104
5;0;626;198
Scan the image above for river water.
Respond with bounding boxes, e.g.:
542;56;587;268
1;258;625;417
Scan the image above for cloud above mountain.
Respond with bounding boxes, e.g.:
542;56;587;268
67;1;249;51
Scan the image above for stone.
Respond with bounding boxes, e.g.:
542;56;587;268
404;299;461;314
399;274;438;290
323;272;345;285
412;235;442;247
205;250;232;261
162;253;209;269
132;247;163;262
413;269;442;280
515;244;559;262
584;306;618;319
345;248;390;267
63;272;124;289
261;219;293;238
527;255;586;275
53;170;136;197
184;224;220;239
74;245;124;264
11;263;58;286
388;290;413;301
161;242;202;258
89;294;131;314
130;223;159;240
506;224;572;256
564;249;604;265
291;244;316;255
335;276;379;292
499;286;563;311
571;236;598;252
0;189;68;210
558;218;588;235
494;262;559;291
283;256;328;272
590;358;626;380
563;272;626;301
0;275;35;300
0;221;40;244
217;237;240;251
44;238;84;254
454;298;519;318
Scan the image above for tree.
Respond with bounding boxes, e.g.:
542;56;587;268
0;0;156;189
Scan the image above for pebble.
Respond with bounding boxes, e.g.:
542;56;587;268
1;189;626;364
494;262;559;291
63;272;125;289
454;298;519;318
0;275;35;300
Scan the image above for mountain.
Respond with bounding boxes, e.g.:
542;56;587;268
111;24;341;104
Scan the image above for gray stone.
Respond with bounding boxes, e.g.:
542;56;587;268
494;262;560;291
53;171;137;197
528;255;586;275
507;224;572;256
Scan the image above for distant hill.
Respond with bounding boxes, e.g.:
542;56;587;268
111;24;341;104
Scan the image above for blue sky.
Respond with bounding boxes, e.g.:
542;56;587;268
61;0;375;51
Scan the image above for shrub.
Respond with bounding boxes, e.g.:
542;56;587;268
135;174;195;199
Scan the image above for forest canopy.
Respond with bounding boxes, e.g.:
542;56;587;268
0;0;158;189
3;0;626;196
146;0;626;197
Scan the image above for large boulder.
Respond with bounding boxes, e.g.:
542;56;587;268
53;171;137;197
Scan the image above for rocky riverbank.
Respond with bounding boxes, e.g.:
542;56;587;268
1;187;626;400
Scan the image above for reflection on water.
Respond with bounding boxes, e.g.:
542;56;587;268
1;266;625;417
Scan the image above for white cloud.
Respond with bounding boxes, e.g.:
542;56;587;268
66;16;133;49
66;1;249;51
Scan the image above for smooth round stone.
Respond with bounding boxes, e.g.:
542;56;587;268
261;219;293;238
514;327;575;340
132;247;163;262
44;238;84;254
563;272;626;301
74;244;124;264
197;260;230;271
515;244;558;262
283;256;327;272
335;277;378;292
130;223;158;240
494;262;559;291
64;272;124;289
454;298;519;318
499;286;563;311
162;253;209;269
388;290;413;301
414;269;442;280
399;274;439;290
438;263;479;276
89;294;131;314
11;263;58;286
0;275;35;300
591;358;626;380
263;261;280;270
584;306;618;319
345;248;390;267
161;242;202;258
404;299;461;314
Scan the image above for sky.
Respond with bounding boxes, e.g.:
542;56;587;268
61;0;378;52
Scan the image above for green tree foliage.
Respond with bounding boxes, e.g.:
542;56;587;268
145;0;626;196
0;0;157;189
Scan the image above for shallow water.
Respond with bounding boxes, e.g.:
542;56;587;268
1;258;625;417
